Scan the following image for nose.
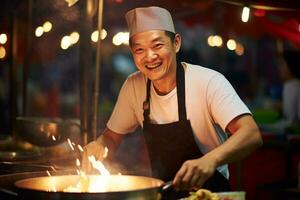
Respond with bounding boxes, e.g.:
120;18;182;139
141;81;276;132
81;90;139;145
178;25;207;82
144;49;158;62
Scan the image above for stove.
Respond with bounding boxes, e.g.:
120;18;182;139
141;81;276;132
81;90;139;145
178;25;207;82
0;144;80;200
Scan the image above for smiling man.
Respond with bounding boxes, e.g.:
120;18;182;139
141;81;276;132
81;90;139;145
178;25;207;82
82;6;262;199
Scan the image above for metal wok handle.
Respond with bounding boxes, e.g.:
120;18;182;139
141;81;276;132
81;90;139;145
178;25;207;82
161;180;174;192
0;188;18;198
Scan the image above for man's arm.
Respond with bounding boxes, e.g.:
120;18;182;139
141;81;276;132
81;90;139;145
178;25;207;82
173;114;263;190
96;128;124;159
205;114;263;166
81;127;124;172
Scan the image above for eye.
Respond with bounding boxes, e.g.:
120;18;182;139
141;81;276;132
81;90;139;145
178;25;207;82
154;43;163;49
134;48;144;54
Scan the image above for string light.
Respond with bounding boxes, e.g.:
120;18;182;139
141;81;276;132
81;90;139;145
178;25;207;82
0;34;7;44
241;6;250;23
61;36;71;49
65;0;79;7
35;26;44;37
0;46;6;59
91;29;107;42
43;21;52;32
70;31;80;44
112;32;129;46
227;39;237;50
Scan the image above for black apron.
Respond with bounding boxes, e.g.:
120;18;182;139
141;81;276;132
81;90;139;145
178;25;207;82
142;62;230;199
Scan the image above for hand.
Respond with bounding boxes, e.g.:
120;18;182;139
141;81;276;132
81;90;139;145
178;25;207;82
81;141;106;173
173;156;217;191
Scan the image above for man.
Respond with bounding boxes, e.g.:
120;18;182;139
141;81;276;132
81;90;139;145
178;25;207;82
280;50;300;123
82;6;262;198
260;50;300;134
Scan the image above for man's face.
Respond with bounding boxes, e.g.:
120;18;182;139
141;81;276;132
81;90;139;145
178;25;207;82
129;30;181;82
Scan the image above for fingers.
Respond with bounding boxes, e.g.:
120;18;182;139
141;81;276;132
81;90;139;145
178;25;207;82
175;167;202;191
173;164;187;190
173;160;212;191
81;141;104;173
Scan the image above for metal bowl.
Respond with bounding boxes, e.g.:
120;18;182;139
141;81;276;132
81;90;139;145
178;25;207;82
14;174;168;200
15;117;80;147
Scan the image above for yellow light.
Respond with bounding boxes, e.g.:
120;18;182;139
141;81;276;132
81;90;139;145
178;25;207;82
212;35;223;47
227;39;237;51
91;30;99;42
112;32;129;46
35;26;44;37
207;35;214;47
43;21;52;32
122;32;129;45
0;34;7;44
65;0;79;7
235;43;244;56
91;29;107;43
241;6;250;23
70;31;80;44
61;36;71;50
0;46;6;59
100;29;107;40
112;33;122;46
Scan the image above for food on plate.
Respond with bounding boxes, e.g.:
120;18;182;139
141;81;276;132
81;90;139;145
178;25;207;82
187;188;219;200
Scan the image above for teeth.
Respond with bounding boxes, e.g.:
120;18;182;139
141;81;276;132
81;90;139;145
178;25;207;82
147;63;160;69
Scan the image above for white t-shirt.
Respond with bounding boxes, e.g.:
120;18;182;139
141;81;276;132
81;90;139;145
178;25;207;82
283;78;300;122
107;62;251;178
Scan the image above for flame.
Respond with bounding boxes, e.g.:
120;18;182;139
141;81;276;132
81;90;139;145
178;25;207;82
50;166;56;172
67;138;75;151
64;171;90;192
76;158;81;167
46;170;51;176
88;155;110;176
77;145;84;152
63;148;114;192
103;147;108;158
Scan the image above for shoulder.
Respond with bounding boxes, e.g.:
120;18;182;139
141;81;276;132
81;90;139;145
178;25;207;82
120;71;147;97
121;71;146;89
127;71;147;84
183;62;226;85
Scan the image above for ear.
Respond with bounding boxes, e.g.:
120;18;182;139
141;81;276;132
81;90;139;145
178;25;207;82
174;34;181;53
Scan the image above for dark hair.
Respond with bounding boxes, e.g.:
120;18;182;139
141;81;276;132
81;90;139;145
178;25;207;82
129;30;176;46
164;31;176;42
283;50;300;79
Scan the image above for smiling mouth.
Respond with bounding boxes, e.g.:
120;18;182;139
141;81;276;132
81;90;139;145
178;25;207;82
146;63;162;70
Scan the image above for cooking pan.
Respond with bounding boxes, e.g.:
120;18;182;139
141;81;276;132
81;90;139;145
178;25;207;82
14;174;172;200
15;117;80;147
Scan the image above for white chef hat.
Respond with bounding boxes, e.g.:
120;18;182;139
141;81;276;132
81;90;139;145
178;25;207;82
125;6;175;38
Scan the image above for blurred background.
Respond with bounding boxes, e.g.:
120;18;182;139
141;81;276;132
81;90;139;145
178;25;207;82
0;0;300;199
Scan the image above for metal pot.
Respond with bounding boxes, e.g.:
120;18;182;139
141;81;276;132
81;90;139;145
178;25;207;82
14;174;172;200
15;117;80;147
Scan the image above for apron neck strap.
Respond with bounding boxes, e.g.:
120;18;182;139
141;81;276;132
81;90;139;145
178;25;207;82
176;61;187;121
143;62;187;123
143;80;151;123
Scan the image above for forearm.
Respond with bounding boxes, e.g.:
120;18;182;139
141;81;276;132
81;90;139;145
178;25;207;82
204;115;263;167
96;127;124;159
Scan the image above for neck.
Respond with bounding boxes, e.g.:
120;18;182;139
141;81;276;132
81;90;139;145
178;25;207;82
153;79;176;95
152;67;177;95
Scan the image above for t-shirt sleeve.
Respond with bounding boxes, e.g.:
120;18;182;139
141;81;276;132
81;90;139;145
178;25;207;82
107;78;139;134
207;73;251;132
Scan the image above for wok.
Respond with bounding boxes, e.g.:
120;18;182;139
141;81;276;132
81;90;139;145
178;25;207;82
15;117;80;147
14;174;172;200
